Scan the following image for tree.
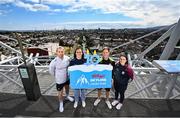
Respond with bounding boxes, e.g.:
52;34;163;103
59;39;65;46
77;33;94;48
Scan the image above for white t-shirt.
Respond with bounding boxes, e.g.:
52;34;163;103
49;55;70;84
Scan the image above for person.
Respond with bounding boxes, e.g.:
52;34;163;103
94;47;115;109
112;53;134;110
69;47;87;108
49;46;74;112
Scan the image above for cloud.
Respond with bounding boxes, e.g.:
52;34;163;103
14;0;63;12
0;9;12;16
15;1;50;11
1;0;180;29
0;0;15;4
27;0;39;3
41;0;76;6
27;0;179;26
0;10;3;15
0;0;61;12
63;0;180;26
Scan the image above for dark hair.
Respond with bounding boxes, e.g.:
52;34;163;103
119;53;128;65
102;47;110;52
73;47;84;59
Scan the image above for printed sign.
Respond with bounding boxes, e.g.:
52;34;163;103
68;64;113;89
19;68;29;78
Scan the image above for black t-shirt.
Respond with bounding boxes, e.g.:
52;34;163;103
99;58;115;67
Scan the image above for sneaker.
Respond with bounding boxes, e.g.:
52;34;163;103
74;101;78;108
67;96;74;102
94;98;101;106
116;103;122;110
112;100;119;106
105;100;112;109
59;102;64;112
82;101;86;107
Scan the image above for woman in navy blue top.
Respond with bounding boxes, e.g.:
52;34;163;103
69;47;86;108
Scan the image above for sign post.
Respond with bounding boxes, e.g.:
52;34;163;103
17;33;41;101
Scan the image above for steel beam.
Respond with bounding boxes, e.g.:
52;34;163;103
138;25;175;59
160;19;180;60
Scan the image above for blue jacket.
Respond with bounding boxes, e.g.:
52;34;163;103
113;63;132;90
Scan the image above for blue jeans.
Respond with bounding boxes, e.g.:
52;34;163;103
74;89;86;102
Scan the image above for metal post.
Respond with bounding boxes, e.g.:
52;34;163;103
126;79;160;98
16;34;27;65
0;72;23;88
85;89;96;96
176;53;180;60
111;25;173;51
42;82;56;94
170;92;180;99
0;41;22;55
127;53;132;66
164;74;177;98
160;18;180;60
133;77;147;98
138;24;175;59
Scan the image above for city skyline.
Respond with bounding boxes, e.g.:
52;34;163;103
0;0;180;30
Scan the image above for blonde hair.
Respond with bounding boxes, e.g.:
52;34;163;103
56;46;64;52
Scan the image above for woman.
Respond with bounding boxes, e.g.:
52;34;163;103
112;54;134;110
93;47;115;109
69;47;86;108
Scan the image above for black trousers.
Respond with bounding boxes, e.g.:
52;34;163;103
114;85;127;103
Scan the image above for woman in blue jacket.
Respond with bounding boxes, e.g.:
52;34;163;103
69;47;86;108
112;53;134;110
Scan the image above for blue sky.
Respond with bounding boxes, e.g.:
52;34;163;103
0;0;180;30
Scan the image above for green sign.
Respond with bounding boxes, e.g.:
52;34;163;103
19;68;29;78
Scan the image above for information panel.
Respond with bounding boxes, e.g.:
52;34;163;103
153;60;180;73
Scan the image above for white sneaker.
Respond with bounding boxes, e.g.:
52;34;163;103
112;100;119;106
67;96;74;102
94;98;101;106
82;101;86;107
59;102;64;112
105;100;112;109
74;101;78;108
116;103;122;110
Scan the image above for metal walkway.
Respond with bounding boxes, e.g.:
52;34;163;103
0;92;180;117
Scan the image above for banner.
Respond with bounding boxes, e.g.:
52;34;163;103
68;64;113;89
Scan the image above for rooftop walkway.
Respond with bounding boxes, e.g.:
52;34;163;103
1;92;180;117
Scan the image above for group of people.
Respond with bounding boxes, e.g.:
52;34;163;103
49;46;134;112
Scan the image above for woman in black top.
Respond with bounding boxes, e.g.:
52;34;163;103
69;47;86;108
112;54;134;110
93;47;115;109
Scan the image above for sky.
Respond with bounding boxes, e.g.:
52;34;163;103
0;0;180;30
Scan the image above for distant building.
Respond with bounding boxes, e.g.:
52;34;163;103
27;47;48;56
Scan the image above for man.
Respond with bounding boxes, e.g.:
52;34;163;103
49;46;74;112
94;47;115;109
